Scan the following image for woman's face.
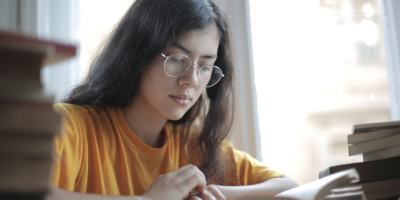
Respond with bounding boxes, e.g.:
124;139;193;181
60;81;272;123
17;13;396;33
137;25;220;121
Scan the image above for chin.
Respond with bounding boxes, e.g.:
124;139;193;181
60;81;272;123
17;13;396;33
167;114;185;121
165;110;187;121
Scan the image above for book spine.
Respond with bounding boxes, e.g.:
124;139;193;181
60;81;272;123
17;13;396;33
0;101;61;135
0;134;54;158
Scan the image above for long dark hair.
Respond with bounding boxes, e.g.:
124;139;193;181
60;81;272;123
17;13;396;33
64;0;235;184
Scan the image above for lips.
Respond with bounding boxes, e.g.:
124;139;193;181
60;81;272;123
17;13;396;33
169;94;192;106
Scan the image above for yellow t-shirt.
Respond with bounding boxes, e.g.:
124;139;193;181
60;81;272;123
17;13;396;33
51;103;283;196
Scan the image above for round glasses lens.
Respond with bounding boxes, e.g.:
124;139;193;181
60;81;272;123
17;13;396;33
165;54;191;77
198;66;223;87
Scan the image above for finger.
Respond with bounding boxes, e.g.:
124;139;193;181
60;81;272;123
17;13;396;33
163;164;202;183
198;190;217;200
169;165;206;181
186;195;202;200
205;186;226;200
169;164;196;176
181;172;207;194
175;165;206;182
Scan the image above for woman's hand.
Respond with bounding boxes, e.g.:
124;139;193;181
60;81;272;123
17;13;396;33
141;165;207;200
186;185;226;200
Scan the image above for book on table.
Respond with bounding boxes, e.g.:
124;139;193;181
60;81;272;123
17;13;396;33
318;161;400;199
319;156;400;183
239;168;363;200
314;120;400;200
359;177;400;200
349;120;400;146
0;30;76;199
274;168;363;200
348;120;400;161
348;127;400;144
348;134;400;156
363;145;400;162
351;120;400;133
242;121;400;200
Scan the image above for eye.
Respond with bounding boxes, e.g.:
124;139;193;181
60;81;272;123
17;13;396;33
170;57;184;63
200;66;212;72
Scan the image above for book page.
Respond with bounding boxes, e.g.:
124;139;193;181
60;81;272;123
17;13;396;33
275;169;359;200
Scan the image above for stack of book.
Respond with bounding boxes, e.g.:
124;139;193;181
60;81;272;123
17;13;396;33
348;120;400;161
0;31;76;199
320;120;400;200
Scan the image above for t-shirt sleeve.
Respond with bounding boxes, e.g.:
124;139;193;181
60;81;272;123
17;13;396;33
51;103;84;191
222;141;283;186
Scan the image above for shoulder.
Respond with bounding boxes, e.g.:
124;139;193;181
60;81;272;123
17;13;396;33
53;103;120;135
220;140;284;185
52;103;122;153
54;103;109;116
220;140;265;166
220;140;246;158
54;103;118;122
220;140;234;153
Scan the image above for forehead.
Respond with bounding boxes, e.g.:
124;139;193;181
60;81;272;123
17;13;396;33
175;24;220;55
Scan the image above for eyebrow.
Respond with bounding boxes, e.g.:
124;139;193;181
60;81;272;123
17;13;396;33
172;43;218;59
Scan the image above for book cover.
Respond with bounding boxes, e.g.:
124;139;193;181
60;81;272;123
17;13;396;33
319;156;400;182
352;120;400;134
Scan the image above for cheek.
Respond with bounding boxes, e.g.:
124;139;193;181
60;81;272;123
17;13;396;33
141;63;171;91
193;87;205;102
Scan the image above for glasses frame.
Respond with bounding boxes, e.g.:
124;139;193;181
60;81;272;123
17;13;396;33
161;53;225;88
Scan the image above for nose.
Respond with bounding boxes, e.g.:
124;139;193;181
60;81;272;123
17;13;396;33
178;63;199;88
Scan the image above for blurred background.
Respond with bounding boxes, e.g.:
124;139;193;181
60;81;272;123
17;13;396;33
250;0;389;184
1;0;400;185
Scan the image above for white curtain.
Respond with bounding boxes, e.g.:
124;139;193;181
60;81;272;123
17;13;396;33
216;0;262;160
381;0;400;120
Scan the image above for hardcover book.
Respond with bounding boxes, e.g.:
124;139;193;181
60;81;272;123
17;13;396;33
319;156;400;182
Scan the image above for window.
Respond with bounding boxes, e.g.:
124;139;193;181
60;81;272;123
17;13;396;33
79;0;134;75
40;0;135;101
249;0;390;184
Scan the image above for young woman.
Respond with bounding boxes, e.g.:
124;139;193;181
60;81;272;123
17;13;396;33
48;0;298;199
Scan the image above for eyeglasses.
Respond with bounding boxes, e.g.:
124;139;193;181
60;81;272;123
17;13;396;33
161;53;224;88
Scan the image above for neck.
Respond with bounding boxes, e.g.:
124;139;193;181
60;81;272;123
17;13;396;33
122;97;168;148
